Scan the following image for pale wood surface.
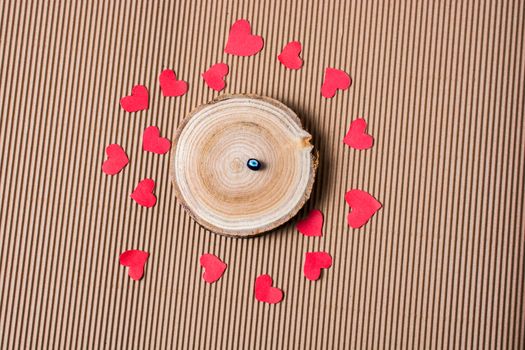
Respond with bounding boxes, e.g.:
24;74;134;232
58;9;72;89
171;95;317;237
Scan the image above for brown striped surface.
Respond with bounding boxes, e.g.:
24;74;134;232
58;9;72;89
0;0;523;348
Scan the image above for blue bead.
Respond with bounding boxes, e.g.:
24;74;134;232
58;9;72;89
247;158;261;171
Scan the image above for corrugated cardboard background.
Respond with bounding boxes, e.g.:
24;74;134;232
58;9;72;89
0;0;523;348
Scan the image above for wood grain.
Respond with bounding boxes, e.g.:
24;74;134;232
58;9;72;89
171;94;316;237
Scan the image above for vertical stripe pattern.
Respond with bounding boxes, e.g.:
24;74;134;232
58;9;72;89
0;0;523;348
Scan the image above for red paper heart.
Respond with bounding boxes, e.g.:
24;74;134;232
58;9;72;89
254;274;283;304
120;85;148;112
200;254;227;283
345;189;382;228
159;69;188;97
130;178;156;208
119;250;149;281
296;209;323;237
202;63;229;91
321;68;352;98
143;126;171;155
304;252;332;281
343;118;374;150
224;19;264;56
278;41;303;70
102;144;129;175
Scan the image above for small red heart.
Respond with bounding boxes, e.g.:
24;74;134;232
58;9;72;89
200;254;227;283
345;189;382;228
304;252;332;281
119;250;149;281
159;69;188;97
202;63;229;91
278;41;303;70
102;144;129;175
321;68;352;98
296;209;323;237
120;85;148;112
224;19;264;56
142;126;171;155
130;178;156;208
254;274;283;304
343;118;374;150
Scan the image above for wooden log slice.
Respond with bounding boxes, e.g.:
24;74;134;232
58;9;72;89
170;94;317;237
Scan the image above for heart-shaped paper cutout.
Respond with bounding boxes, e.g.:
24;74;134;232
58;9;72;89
130;178;156;208
119;250;149;281
120;85;148;112
344;118;374;150
143;126;171;154
200;254;227;283
224;19;264;56
296;209;323;237
321;68;352;98
102;144;129;175
159;69;188;97
345;189;382;228
278;41;303;70
202;63;229;91
254;274;283;304
304;252;332;281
